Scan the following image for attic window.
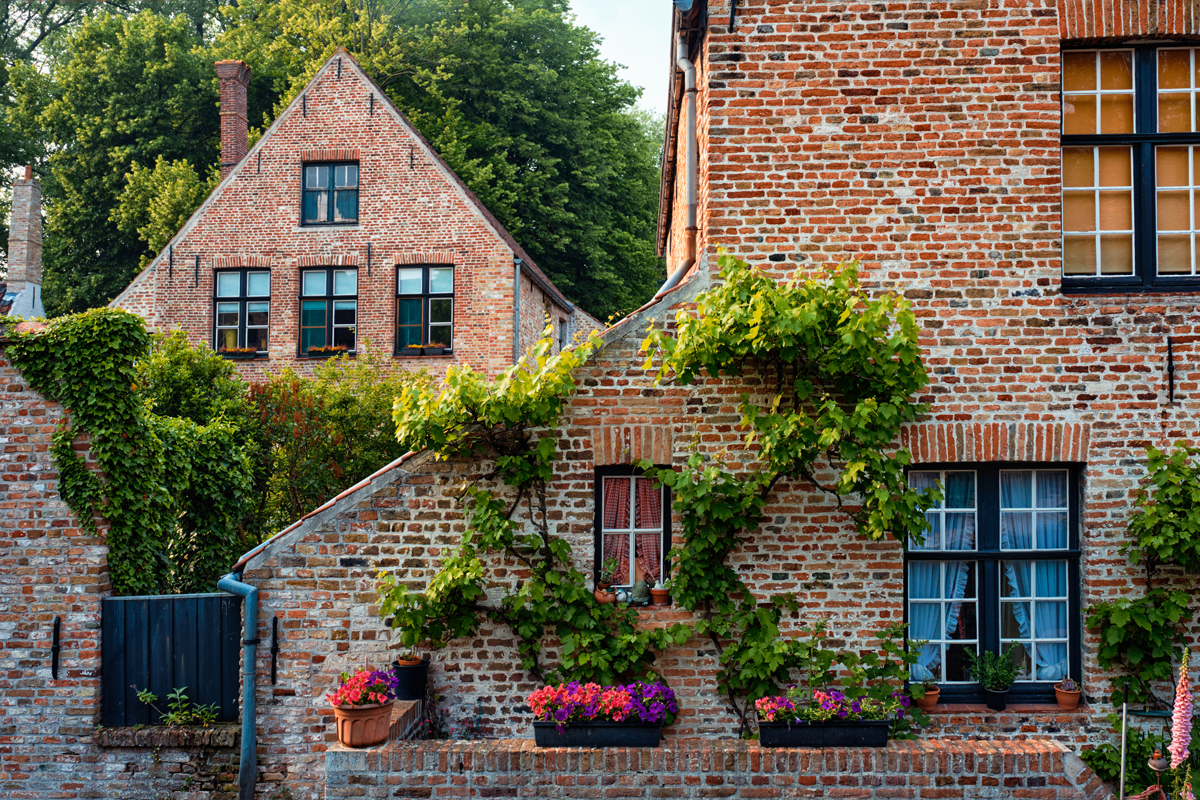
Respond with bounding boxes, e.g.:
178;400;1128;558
302;162;358;225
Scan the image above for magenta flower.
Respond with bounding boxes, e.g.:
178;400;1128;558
1170;648;1194;771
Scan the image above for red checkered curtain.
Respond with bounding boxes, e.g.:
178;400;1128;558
602;478;631;583
634;479;662;581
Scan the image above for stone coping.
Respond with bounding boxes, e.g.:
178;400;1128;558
96;723;239;748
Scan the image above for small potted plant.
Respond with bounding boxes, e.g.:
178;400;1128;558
966;645;1021;711
912;677;940;712
423;341;448;356
403;342;425;356
218;346;258;360
391;648;430;701
594;556;619;604
1054;676;1082;710
528;679;678;747
326;668;398;747
307;344;349;358
649;579;671;607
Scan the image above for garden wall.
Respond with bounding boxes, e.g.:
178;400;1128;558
324;739;1114;800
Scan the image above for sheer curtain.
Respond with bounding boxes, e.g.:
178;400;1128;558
911;474;975;681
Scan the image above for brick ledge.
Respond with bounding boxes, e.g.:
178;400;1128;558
96;723;239;748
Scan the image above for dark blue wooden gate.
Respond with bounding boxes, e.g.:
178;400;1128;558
101;593;241;727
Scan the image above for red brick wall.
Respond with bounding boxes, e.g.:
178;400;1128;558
111;53;570;379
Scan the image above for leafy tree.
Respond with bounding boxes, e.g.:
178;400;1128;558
216;0;665;320
9;11;219;315
113;156;220;268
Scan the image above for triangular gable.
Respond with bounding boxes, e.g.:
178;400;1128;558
111;47;573;312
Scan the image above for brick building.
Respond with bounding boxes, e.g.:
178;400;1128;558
110;50;598;378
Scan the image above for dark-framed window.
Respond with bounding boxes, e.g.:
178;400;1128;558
302;162;358;225
395;265;454;351
299;267;357;355
1062;45;1200;292
213;269;270;355
905;464;1081;704
593;466;671;588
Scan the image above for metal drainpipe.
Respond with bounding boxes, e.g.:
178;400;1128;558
218;572;259;800
636;30;698;315
513;257;523;363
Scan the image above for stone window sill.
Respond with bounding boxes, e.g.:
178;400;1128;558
927;702;1091;715
96;724;239;748
293;224;362;232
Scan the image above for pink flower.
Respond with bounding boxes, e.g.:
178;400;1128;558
1170;648;1194;771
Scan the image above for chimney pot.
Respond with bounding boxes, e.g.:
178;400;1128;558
215;60;252;180
22;165;32;180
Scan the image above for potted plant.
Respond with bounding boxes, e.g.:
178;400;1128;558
594;556;619;604
391;648;430;702
912;677;940;712
755;686;911;747
307;344;349;358
423;341;447;356
966;645;1021;711
649;579;671;607
218;346;258;360
326;668;398;747
1054;676;1082;711
528;679;677;747
404;343;425;356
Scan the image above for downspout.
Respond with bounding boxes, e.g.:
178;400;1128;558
218;572;259;800
513;257;523;363
637;30;698;314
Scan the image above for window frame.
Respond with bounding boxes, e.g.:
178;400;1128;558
592;465;672;590
1062;44;1200;293
212;268;271;357
300;161;359;226
394;264;455;354
298;267;358;357
903;462;1082;704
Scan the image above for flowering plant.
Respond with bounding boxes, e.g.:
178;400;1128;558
755;685;910;725
326;668;399;708
527;679;678;733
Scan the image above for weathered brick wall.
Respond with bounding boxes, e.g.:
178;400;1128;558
110;52;573;379
324;738;1113;800
96;726;240;800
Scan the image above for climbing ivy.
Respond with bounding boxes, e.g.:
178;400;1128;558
3;310;253;594
637;253;937;734
380;329;691;684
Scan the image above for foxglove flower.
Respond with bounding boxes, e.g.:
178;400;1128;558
1170;648;1194;771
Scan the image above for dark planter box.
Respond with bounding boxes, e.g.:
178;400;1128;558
392;657;429;701
984;688;1008;711
423;347;446;356
220;351;258;360
402;348;427;357
306;350;347;358
532;721;662;748
757;719;890;748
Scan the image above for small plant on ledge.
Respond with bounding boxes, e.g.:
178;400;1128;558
403;343;425;355
135;686;219;727
966;645;1021;711
423;342;448;355
307;345;349;358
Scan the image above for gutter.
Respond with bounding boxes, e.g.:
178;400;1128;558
218;571;260;800
513;257;522;363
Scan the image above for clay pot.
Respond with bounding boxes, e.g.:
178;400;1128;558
914;686;939;712
649;588;671;607
1054;683;1082;711
594;586;616;604
333;701;393;747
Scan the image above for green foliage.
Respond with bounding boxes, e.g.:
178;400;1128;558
1126;444;1200;574
381;328;691;685
1081;713;1200;795
9;11;218;315
135;685;220;727
1087;587;1193;705
112;155;220;268
965;645;1021;691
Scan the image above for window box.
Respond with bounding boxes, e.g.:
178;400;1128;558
756;719;890;748
423;345;446;356
306;345;349;358
219;348;260;360
531;721;662;748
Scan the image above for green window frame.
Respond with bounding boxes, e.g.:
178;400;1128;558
299;268;357;355
302;162;358;225
395;264;454;353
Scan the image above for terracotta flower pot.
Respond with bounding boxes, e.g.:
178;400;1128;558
914;686;939;712
1054;684;1082;711
649;588;671;607
333;701;393;747
594;586;616;604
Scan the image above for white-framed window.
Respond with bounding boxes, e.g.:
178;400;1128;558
597;473;668;588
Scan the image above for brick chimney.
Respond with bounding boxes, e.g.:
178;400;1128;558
5;165;44;319
215;60;252;180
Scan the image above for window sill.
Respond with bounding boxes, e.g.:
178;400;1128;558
293;224;361;232
96;724;239;748
299;353;356;359
219;354;268;361
395;352;455;358
926;702;1091;715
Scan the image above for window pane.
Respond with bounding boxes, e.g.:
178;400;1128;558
1100;94;1134;134
1159;147;1190;185
944;514;975;550
304;190;329;223
216;273;241;297
1063;148;1094;188
217;328;238;351
1064;95;1096;135
633;477;661;529
1098;191;1132;229
945;472;975;508
909;563;939;599
397;298;422;326
945;644;974;682
603;477;631;529
301;327;325;352
333;325;355;349
1099;147;1131;186
1159;190;1191;229
908;471;939;498
1100;235;1135;274
334;189;358;223
430;298;452;324
246;301;269;326
1037;471;1068;507
1159;234;1193;273
1037;512;1068;549
1062;51;1096;92
335;164;358;188
303;271;326;296
333;269;357;295
1063;193;1095;232
397;268;422;294
914;511;941;551
1063;236;1097;275
397;326;422;349
246;271;270;297
333;300;356;325
1160;49;1192;90
429;324;452;345
306;165;329;187
430;267;454;293
1161;94;1193;133
1001;512;1034;549
1001;602;1029;638
246;327;268;352
1002;561;1030;597
301;300;327;328
1100;50;1133;90
1001;471;1032;508
216;302;240;327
